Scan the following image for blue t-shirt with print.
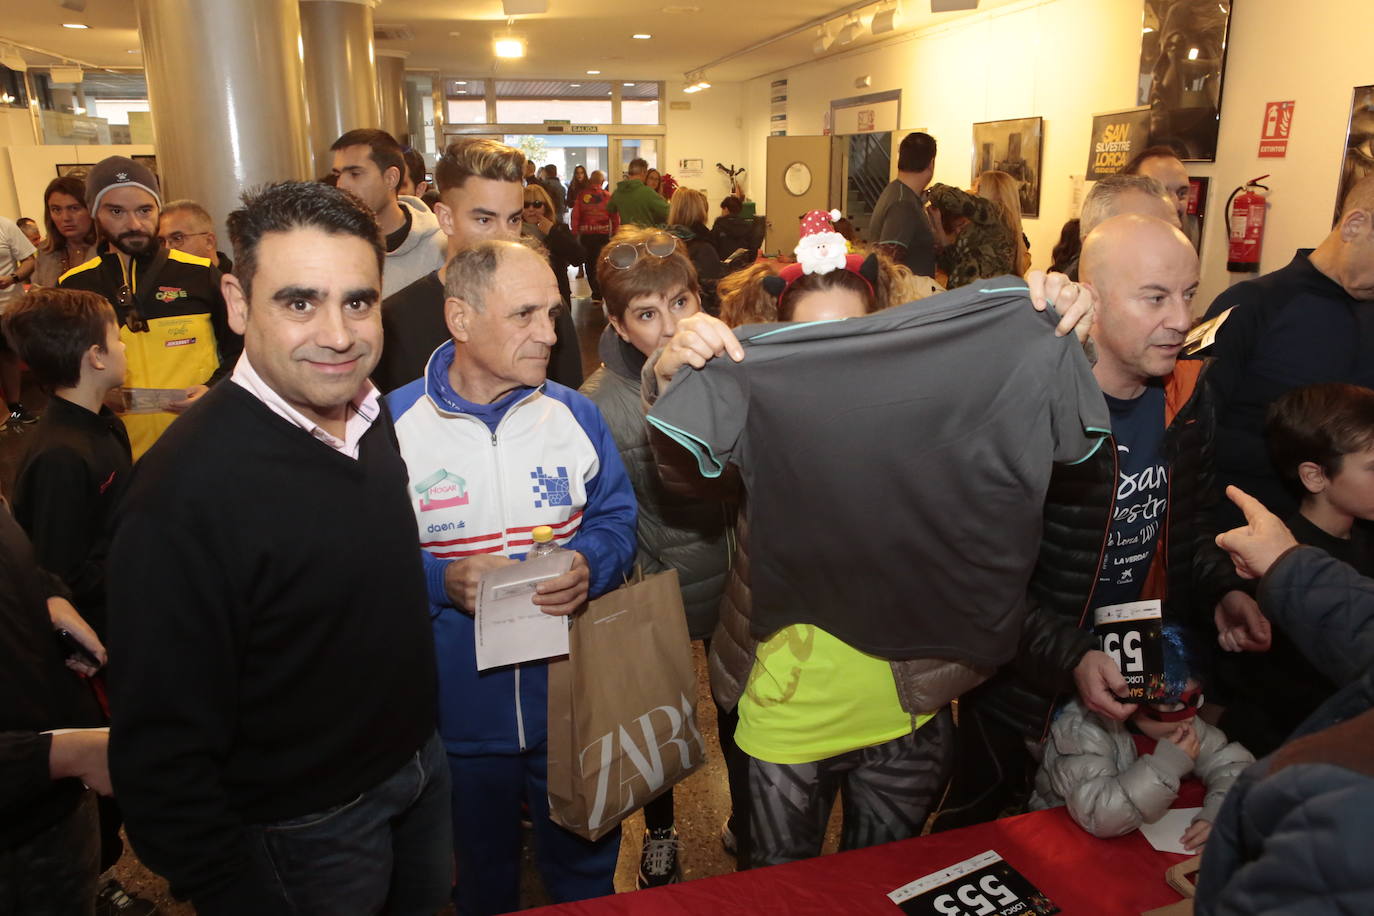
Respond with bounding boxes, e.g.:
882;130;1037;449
1095;385;1168;610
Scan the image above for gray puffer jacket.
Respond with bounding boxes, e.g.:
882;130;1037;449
1030;698;1253;838
580;327;731;638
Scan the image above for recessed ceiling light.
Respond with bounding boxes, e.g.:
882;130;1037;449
569;83;581;87
632;33;651;39
624;82;635;87
455;81;467;85
456;90;467;94
62;23;89;29
586;69;601;74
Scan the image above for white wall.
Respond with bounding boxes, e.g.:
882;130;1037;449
0;107;40;218
741;0;1374;309
4;144;156;228
663;82;747;208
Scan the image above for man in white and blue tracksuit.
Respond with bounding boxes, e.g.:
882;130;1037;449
387;240;636;915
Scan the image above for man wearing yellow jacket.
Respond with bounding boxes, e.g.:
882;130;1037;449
60;156;239;459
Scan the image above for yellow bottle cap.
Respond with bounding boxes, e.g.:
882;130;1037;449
532;525;554;543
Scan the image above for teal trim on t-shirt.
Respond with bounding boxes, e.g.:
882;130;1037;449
645;415;725;478
1065;427;1112;466
745;318;846;341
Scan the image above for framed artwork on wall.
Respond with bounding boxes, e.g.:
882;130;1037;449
971;116;1043;219
1137;0;1235;161
1334;85;1374;225
55;163;93;180
132;154;159;179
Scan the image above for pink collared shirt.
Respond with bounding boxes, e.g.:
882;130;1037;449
231;353;380;459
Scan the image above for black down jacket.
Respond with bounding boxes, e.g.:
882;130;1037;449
969;358;1244;739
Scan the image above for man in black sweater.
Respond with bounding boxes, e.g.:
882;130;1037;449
1199;175;1374;528
373;137;582;393
106;182;448;915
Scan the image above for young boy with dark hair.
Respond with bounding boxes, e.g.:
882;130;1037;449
1215;382;1374;756
1031;624;1252;851
4;287;131;639
1266;383;1374;570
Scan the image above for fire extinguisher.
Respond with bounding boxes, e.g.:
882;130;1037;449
1225;175;1270;273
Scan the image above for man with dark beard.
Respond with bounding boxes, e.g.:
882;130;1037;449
59;156;239;458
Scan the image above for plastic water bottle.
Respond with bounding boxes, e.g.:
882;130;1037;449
527;525;563;560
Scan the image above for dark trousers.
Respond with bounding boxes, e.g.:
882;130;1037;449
641;700;752;864
449;746;619;915
929;696;1039;832
245;731;453;915
748;707;954;868
580;234;610;300
0;791;100;916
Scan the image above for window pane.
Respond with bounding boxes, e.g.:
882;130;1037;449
496;99;612;124
446;99;488;123
444;79;486;97
620;100;660;125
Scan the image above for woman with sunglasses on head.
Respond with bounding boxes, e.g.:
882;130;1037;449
33;176;98;288
580;226;741;887
522;183;583;307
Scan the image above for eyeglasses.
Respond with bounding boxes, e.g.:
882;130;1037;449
160;231;209;247
523;200;547;210
116;284;148;333
606;232;678;270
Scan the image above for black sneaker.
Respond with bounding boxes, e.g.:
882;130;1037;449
95;879;160;916
720;820;738;857
8;403;38;425
637;826;682;889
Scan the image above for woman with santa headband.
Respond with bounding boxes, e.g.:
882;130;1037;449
639;210;1095;868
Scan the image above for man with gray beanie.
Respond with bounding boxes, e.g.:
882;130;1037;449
59;155;239;459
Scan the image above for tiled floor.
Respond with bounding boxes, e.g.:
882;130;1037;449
8;284;850;913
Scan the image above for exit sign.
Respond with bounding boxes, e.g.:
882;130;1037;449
570;125;600;133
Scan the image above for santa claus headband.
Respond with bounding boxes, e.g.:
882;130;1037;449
761;209;877;304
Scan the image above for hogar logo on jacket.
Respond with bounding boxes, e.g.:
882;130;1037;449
415;469;470;512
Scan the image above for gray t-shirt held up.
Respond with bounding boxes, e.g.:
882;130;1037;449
648;278;1109;668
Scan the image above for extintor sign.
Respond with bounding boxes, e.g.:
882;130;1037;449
1258;101;1295;158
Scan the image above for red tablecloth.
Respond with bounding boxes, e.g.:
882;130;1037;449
526;807;1191;915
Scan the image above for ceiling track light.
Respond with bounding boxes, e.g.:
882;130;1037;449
836;15;862;45
871;4;900;35
812;26;832;55
682;70;710;93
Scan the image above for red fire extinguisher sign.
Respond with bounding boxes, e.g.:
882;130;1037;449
1258;101;1295;158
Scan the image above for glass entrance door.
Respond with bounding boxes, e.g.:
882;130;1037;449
609;136;661;182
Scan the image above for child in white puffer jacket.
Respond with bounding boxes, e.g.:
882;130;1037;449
1030;624;1254;851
